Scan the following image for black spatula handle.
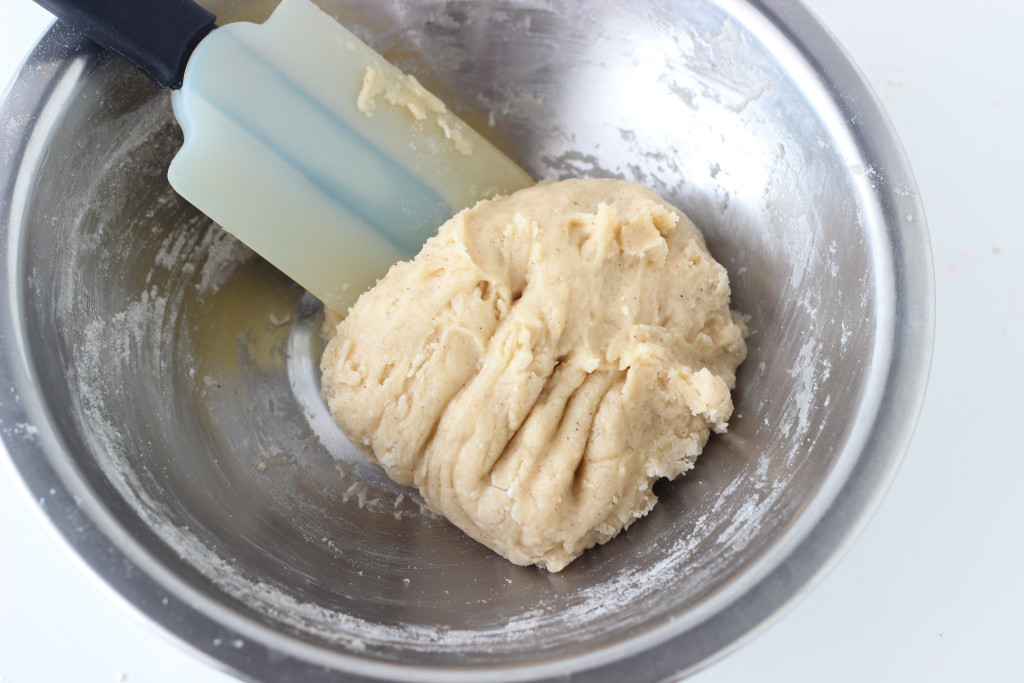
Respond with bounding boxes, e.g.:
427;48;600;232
32;0;217;89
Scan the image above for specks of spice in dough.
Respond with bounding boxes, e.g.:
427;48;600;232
321;179;747;571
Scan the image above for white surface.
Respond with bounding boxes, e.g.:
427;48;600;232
1;0;1022;681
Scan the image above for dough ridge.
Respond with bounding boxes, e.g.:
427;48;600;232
321;178;747;571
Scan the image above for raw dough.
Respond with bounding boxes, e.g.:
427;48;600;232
320;178;747;571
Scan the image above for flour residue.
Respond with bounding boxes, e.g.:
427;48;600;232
37;0;878;668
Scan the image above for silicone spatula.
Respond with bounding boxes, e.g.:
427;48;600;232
32;0;533;312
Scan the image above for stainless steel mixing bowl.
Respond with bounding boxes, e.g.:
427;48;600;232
0;0;933;680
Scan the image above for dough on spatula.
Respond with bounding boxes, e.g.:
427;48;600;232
320;178;747;571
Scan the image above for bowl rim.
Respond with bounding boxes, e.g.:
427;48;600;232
0;1;934;681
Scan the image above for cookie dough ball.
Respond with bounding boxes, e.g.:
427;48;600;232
321;178;747;571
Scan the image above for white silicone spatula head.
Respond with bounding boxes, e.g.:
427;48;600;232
31;0;533;314
168;0;532;313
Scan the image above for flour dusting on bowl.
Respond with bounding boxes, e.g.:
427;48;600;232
0;0;931;680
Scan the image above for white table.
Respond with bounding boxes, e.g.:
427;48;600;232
2;1;1021;680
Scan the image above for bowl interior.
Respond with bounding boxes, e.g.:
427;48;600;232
7;0;902;677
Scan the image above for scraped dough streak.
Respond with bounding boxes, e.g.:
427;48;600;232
321;179;748;571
